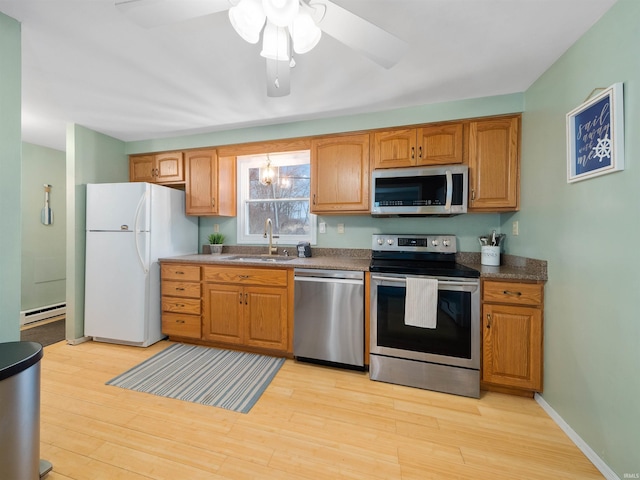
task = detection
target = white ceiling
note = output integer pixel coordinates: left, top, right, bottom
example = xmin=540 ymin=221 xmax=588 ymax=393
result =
xmin=1 ymin=0 xmax=617 ymax=152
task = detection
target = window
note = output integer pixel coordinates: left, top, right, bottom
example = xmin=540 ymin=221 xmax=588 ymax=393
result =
xmin=237 ymin=150 xmax=316 ymax=245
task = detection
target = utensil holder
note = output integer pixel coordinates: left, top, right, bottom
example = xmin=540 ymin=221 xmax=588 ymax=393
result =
xmin=481 ymin=246 xmax=500 ymax=266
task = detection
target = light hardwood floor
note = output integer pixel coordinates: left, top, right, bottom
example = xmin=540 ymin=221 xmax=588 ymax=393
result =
xmin=39 ymin=340 xmax=603 ymax=480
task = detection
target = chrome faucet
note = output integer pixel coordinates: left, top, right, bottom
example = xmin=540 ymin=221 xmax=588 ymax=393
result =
xmin=263 ymin=218 xmax=278 ymax=255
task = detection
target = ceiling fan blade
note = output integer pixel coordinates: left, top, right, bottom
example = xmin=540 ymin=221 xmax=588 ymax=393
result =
xmin=266 ymin=59 xmax=291 ymax=97
xmin=115 ymin=0 xmax=232 ymax=28
xmin=309 ymin=0 xmax=408 ymax=69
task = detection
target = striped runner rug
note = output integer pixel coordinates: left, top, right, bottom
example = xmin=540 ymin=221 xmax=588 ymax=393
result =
xmin=106 ymin=343 xmax=285 ymax=414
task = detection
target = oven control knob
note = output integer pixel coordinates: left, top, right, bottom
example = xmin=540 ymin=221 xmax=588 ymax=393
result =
xmin=377 ymin=238 xmax=384 ymax=245
xmin=387 ymin=239 xmax=394 ymax=245
xmin=431 ymin=239 xmax=439 ymax=247
xmin=443 ymin=239 xmax=451 ymax=247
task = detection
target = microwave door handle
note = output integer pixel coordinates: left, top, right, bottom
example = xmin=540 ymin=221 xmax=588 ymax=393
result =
xmin=445 ymin=170 xmax=453 ymax=211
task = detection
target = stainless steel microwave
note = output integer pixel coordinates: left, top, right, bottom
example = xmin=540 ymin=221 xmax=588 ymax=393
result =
xmin=371 ymin=165 xmax=468 ymax=216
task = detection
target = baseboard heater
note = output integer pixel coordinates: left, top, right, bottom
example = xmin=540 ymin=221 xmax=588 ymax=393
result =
xmin=20 ymin=302 xmax=66 ymax=326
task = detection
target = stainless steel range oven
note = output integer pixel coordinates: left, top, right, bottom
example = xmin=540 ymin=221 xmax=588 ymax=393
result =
xmin=369 ymin=234 xmax=481 ymax=398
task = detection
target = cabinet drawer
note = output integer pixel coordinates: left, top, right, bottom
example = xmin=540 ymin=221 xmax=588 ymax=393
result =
xmin=161 ymin=281 xmax=201 ymax=298
xmin=483 ymin=281 xmax=543 ymax=306
xmin=161 ymin=297 xmax=201 ymax=314
xmin=161 ymin=264 xmax=200 ymax=282
xmin=162 ymin=313 xmax=201 ymax=339
xmin=203 ymin=266 xmax=288 ymax=287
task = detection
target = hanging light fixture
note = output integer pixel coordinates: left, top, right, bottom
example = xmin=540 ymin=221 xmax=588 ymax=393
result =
xmin=259 ymin=156 xmax=276 ymax=186
xmin=229 ymin=0 xmax=322 ymax=64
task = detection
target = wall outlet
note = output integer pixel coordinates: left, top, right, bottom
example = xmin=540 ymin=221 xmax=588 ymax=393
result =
xmin=213 ymin=224 xmax=220 ymax=233
xmin=337 ymin=223 xmax=345 ymax=234
xmin=319 ymin=222 xmax=326 ymax=234
xmin=512 ymin=221 xmax=519 ymax=236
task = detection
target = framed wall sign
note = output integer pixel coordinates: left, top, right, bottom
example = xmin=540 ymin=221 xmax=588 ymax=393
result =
xmin=566 ymin=82 xmax=624 ymax=183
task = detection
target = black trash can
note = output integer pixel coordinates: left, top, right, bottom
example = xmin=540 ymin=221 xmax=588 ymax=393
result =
xmin=0 ymin=341 xmax=52 ymax=479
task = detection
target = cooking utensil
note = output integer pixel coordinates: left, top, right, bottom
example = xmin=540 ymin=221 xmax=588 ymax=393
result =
xmin=41 ymin=184 xmax=53 ymax=225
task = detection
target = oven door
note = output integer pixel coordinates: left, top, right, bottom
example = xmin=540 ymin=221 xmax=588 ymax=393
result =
xmin=370 ymin=273 xmax=480 ymax=370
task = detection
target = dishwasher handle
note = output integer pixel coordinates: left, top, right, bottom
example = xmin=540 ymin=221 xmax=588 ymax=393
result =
xmin=294 ymin=276 xmax=363 ymax=285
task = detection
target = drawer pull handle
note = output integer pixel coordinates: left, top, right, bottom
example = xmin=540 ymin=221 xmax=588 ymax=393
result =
xmin=176 ymin=319 xmax=185 ymax=324
xmin=486 ymin=313 xmax=492 ymax=328
xmin=175 ymin=271 xmax=184 ymax=275
xmin=411 ymin=146 xmax=415 ymax=159
xmin=503 ymin=290 xmax=522 ymax=296
xmin=418 ymin=145 xmax=423 ymax=158
xmin=239 ymin=275 xmax=250 ymax=279
xmin=176 ymin=303 xmax=185 ymax=308
xmin=239 ymin=292 xmax=243 ymax=304
xmin=176 ymin=287 xmax=185 ymax=291
xmin=245 ymin=293 xmax=248 ymax=305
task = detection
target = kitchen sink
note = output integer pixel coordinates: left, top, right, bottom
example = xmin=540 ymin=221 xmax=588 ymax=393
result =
xmin=225 ymin=255 xmax=295 ymax=263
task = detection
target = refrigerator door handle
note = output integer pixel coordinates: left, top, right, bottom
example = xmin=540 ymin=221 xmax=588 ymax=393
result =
xmin=134 ymin=190 xmax=149 ymax=274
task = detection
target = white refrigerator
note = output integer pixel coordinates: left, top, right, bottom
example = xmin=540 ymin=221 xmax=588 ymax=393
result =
xmin=84 ymin=182 xmax=198 ymax=346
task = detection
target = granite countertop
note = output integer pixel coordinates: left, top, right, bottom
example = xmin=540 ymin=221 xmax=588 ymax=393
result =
xmin=160 ymin=247 xmax=547 ymax=282
xmin=160 ymin=247 xmax=372 ymax=272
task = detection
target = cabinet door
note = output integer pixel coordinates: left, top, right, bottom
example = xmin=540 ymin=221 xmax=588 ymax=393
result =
xmin=467 ymin=116 xmax=520 ymax=211
xmin=310 ymin=134 xmax=370 ymax=214
xmin=243 ymin=285 xmax=288 ymax=351
xmin=130 ymin=155 xmax=156 ymax=182
xmin=185 ymin=149 xmax=219 ymax=216
xmin=482 ymin=303 xmax=542 ymax=391
xmin=155 ymin=151 xmax=184 ymax=183
xmin=202 ymin=283 xmax=243 ymax=344
xmin=372 ymin=128 xmax=417 ymax=168
xmin=418 ymin=123 xmax=463 ymax=165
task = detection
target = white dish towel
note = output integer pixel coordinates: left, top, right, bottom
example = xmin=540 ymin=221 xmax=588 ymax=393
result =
xmin=404 ymin=277 xmax=438 ymax=328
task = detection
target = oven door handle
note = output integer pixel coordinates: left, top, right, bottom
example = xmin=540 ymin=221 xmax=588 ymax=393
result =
xmin=370 ymin=275 xmax=477 ymax=287
xmin=445 ymin=170 xmax=453 ymax=211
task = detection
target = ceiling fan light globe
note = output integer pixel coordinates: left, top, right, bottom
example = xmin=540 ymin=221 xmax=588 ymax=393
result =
xmin=262 ymin=0 xmax=299 ymax=27
xmin=289 ymin=12 xmax=321 ymax=54
xmin=260 ymin=22 xmax=290 ymax=61
xmin=229 ymin=0 xmax=266 ymax=44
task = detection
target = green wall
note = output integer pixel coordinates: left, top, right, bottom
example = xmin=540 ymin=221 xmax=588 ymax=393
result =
xmin=0 ymin=12 xmax=21 ymax=342
xmin=21 ymin=143 xmax=66 ymax=313
xmin=66 ymin=125 xmax=128 ymax=341
xmin=507 ymin=1 xmax=639 ymax=476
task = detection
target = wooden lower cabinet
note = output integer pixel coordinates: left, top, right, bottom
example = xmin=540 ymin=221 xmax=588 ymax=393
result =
xmin=161 ymin=263 xmax=292 ymax=355
xmin=202 ymin=266 xmax=291 ymax=355
xmin=481 ymin=280 xmax=544 ymax=395
xmin=160 ymin=264 xmax=202 ymax=340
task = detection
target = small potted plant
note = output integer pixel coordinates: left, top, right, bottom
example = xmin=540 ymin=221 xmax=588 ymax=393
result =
xmin=207 ymin=232 xmax=225 ymax=255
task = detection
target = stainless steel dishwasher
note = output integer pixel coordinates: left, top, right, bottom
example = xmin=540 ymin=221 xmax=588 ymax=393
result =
xmin=294 ymin=269 xmax=365 ymax=369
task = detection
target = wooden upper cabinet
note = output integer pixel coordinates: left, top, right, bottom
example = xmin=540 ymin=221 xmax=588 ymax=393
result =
xmin=372 ymin=128 xmax=417 ymax=168
xmin=154 ymin=152 xmax=184 ymax=183
xmin=419 ymin=123 xmax=464 ymax=165
xmin=310 ymin=133 xmax=370 ymax=214
xmin=130 ymin=152 xmax=184 ymax=184
xmin=467 ymin=115 xmax=520 ymax=212
xmin=184 ymin=149 xmax=236 ymax=217
xmin=372 ymin=123 xmax=463 ymax=168
xmin=129 ymin=155 xmax=156 ymax=183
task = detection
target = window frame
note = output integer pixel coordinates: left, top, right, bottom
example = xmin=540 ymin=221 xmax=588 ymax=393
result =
xmin=236 ymin=150 xmax=317 ymax=246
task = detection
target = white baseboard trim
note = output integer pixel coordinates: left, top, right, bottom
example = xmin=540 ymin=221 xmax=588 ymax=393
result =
xmin=534 ymin=393 xmax=620 ymax=480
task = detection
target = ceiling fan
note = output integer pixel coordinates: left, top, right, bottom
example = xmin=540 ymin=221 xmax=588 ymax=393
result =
xmin=115 ymin=0 xmax=408 ymax=97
